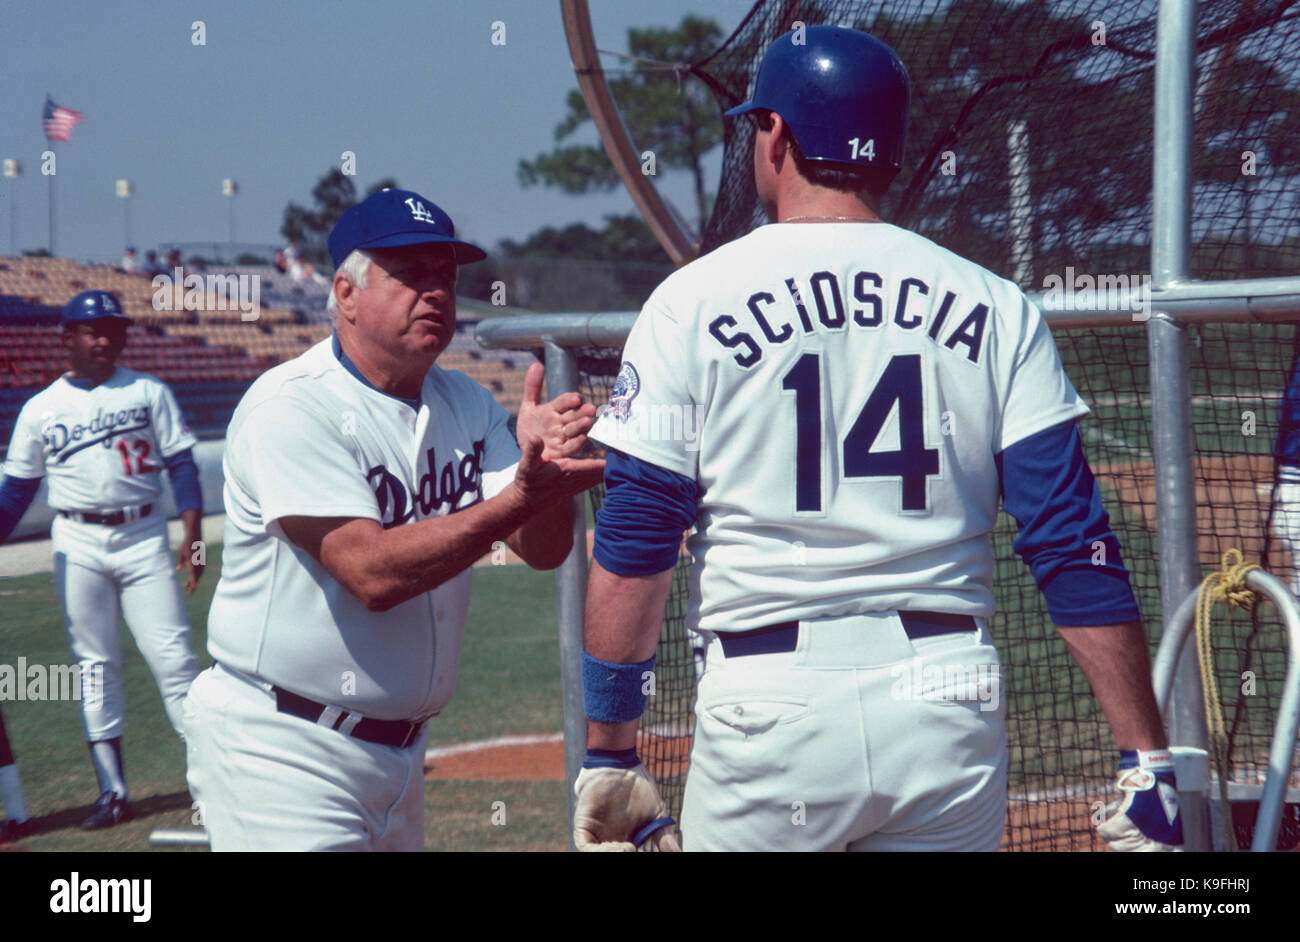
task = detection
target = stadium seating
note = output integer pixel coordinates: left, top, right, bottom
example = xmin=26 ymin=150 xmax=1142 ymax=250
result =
xmin=0 ymin=256 xmax=535 ymax=453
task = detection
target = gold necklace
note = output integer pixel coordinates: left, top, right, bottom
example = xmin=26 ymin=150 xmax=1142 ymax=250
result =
xmin=779 ymin=214 xmax=878 ymax=223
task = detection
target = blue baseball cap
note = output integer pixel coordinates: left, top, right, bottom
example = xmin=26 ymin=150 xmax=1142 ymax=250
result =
xmin=62 ymin=290 xmax=131 ymax=325
xmin=327 ymin=188 xmax=487 ymax=268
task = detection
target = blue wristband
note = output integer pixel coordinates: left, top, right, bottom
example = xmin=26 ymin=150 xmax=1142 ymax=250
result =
xmin=582 ymin=650 xmax=656 ymax=724
xmin=583 ymin=748 xmax=640 ymax=769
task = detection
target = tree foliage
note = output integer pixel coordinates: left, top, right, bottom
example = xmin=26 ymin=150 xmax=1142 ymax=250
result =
xmin=519 ymin=13 xmax=725 ymax=238
xmin=280 ymin=170 xmax=398 ymax=269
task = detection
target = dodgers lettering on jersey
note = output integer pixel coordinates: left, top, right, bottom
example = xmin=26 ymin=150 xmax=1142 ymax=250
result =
xmin=3 ymin=368 xmax=197 ymax=510
xmin=368 ymin=441 xmax=487 ymax=528
xmin=207 ymin=339 xmax=521 ymax=721
xmin=589 ymin=222 xmax=1088 ymax=632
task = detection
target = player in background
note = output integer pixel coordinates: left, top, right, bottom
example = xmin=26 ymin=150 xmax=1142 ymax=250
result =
xmin=1271 ymin=350 xmax=1300 ymax=597
xmin=0 ymin=290 xmax=203 ymax=830
xmin=572 ymin=26 xmax=1181 ymax=852
xmin=0 ymin=705 xmax=31 ymax=842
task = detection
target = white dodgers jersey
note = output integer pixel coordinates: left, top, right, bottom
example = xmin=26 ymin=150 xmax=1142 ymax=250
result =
xmin=3 ymin=367 xmax=197 ymax=510
xmin=206 ymin=338 xmax=521 ymax=720
xmin=590 ymin=223 xmax=1088 ymax=632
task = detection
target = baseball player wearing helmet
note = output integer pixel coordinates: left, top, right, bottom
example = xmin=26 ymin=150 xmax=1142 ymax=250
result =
xmin=182 ymin=188 xmax=604 ymax=851
xmin=574 ymin=26 xmax=1181 ymax=852
xmin=0 ymin=289 xmax=204 ymax=830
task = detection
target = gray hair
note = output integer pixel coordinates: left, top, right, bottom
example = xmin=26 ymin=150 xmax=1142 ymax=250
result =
xmin=325 ymin=249 xmax=373 ymax=320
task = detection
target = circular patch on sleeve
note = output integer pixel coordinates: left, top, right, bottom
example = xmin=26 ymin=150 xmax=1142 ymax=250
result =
xmin=608 ymin=362 xmax=640 ymax=422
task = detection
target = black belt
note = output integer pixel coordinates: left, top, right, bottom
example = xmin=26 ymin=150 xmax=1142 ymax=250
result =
xmin=273 ymin=686 xmax=427 ymax=749
xmin=718 ymin=610 xmax=977 ymax=658
xmin=60 ymin=504 xmax=152 ymax=526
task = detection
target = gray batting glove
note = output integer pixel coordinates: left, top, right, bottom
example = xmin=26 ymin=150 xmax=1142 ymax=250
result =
xmin=573 ymin=764 xmax=681 ymax=852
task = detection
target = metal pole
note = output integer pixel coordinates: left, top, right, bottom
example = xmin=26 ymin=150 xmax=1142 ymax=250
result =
xmin=543 ymin=339 xmax=589 ymax=851
xmin=47 ymin=144 xmax=55 ymax=256
xmin=1150 ymin=0 xmax=1208 ymax=852
xmin=1151 ymin=569 xmax=1300 ymax=851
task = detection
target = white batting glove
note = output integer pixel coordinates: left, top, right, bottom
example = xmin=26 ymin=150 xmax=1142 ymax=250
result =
xmin=1096 ymin=749 xmax=1184 ymax=852
xmin=573 ymin=763 xmax=681 ymax=852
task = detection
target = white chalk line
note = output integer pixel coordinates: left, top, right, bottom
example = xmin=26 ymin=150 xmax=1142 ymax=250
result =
xmin=424 ymin=731 xmax=563 ymax=763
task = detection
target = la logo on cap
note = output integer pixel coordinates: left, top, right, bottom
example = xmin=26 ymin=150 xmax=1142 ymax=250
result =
xmin=404 ymin=198 xmax=437 ymax=225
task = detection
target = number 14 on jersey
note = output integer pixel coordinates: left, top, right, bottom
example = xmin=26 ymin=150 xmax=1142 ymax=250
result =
xmin=780 ymin=353 xmax=939 ymax=513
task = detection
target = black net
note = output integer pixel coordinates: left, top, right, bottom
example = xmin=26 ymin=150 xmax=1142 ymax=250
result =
xmin=564 ymin=0 xmax=1300 ymax=850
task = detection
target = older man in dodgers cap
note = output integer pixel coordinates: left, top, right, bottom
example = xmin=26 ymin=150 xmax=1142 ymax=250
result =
xmin=183 ymin=188 xmax=604 ymax=851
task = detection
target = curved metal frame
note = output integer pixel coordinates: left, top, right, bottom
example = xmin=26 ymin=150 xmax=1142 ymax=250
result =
xmin=1152 ymin=570 xmax=1300 ymax=851
xmin=558 ymin=0 xmax=695 ymax=264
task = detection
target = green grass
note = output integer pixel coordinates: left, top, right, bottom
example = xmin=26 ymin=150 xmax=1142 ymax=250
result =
xmin=0 ymin=546 xmax=565 ymax=851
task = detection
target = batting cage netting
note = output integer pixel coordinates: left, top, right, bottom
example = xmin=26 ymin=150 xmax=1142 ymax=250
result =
xmin=554 ymin=0 xmax=1300 ymax=850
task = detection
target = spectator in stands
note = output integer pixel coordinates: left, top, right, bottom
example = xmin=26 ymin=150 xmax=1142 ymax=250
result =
xmin=274 ymin=249 xmax=288 ymax=275
xmin=121 ymin=247 xmax=139 ymax=273
xmin=144 ymin=251 xmax=164 ymax=279
xmin=165 ymin=248 xmax=182 ymax=271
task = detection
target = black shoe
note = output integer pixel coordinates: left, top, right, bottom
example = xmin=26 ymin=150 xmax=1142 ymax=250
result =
xmin=80 ymin=791 xmax=130 ymax=830
xmin=1 ymin=818 xmax=34 ymax=843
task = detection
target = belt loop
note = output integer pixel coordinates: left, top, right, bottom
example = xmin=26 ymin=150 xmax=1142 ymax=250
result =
xmin=337 ymin=713 xmax=362 ymax=736
xmin=316 ymin=705 xmax=343 ymax=729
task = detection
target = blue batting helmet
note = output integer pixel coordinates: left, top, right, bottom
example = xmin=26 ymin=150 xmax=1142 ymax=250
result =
xmin=62 ymin=290 xmax=131 ymax=325
xmin=725 ymin=25 xmax=910 ymax=174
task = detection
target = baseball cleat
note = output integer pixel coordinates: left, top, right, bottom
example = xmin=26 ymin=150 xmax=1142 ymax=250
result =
xmin=0 ymin=818 xmax=34 ymax=843
xmin=80 ymin=791 xmax=130 ymax=830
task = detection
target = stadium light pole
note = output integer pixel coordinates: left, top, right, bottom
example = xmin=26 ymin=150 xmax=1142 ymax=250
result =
xmin=222 ymin=178 xmax=237 ymax=251
xmin=116 ymin=179 xmax=132 ymax=249
xmin=3 ymin=159 xmax=18 ymax=254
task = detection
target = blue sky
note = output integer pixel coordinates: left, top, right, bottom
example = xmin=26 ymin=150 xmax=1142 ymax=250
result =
xmin=0 ymin=0 xmax=751 ymax=262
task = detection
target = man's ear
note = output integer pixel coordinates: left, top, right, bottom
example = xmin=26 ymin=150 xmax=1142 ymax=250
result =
xmin=333 ymin=275 xmax=358 ymax=323
xmin=766 ymin=112 xmax=791 ymax=168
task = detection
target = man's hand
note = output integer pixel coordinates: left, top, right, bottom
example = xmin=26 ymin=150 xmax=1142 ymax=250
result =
xmin=515 ymin=362 xmax=597 ymax=462
xmin=175 ymin=510 xmax=204 ymax=594
xmin=1097 ymin=749 xmax=1184 ymax=852
xmin=573 ymin=764 xmax=681 ymax=852
xmin=510 ymin=363 xmax=604 ymax=509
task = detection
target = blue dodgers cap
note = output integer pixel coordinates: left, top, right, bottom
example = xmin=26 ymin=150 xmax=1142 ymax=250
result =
xmin=62 ymin=290 xmax=131 ymax=325
xmin=327 ymin=188 xmax=487 ymax=268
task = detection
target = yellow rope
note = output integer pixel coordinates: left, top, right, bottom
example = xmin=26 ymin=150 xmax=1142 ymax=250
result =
xmin=1194 ymin=548 xmax=1263 ymax=852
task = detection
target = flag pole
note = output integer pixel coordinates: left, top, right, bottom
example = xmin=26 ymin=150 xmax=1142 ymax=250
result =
xmin=48 ymin=142 xmax=55 ymax=256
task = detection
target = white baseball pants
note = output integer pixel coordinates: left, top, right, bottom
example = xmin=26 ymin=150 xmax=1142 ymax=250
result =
xmin=183 ymin=664 xmax=428 ymax=851
xmin=680 ymin=611 xmax=1007 ymax=851
xmin=50 ymin=514 xmax=197 ymax=742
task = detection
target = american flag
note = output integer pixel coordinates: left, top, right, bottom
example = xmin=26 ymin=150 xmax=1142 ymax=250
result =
xmin=42 ymin=96 xmax=84 ymax=142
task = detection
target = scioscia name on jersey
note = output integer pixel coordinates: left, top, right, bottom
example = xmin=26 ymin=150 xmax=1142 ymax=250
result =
xmin=706 ymin=270 xmax=989 ymax=369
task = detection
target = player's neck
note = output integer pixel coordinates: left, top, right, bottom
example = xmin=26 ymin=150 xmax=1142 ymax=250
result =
xmin=336 ymin=334 xmax=430 ymax=400
xmin=68 ymin=363 xmax=116 ymax=387
xmin=773 ymin=180 xmax=881 ymax=224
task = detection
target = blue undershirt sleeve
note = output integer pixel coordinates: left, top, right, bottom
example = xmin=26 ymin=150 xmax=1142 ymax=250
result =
xmin=0 ymin=474 xmax=42 ymax=543
xmin=162 ymin=448 xmax=202 ymax=515
xmin=592 ymin=449 xmax=699 ymax=577
xmin=996 ymin=420 xmax=1141 ymax=626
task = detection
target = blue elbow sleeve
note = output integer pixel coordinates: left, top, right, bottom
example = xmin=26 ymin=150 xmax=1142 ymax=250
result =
xmin=0 ymin=475 xmax=42 ymax=543
xmin=163 ymin=449 xmax=202 ymax=514
xmin=593 ymin=449 xmax=698 ymax=576
xmin=997 ymin=422 xmax=1141 ymax=626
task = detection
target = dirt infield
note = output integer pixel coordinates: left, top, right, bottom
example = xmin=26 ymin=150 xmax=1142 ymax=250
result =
xmin=1094 ymin=452 xmax=1280 ymax=566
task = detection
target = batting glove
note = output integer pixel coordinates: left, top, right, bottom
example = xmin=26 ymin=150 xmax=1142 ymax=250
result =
xmin=573 ymin=750 xmax=681 ymax=852
xmin=1096 ymin=749 xmax=1184 ymax=852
